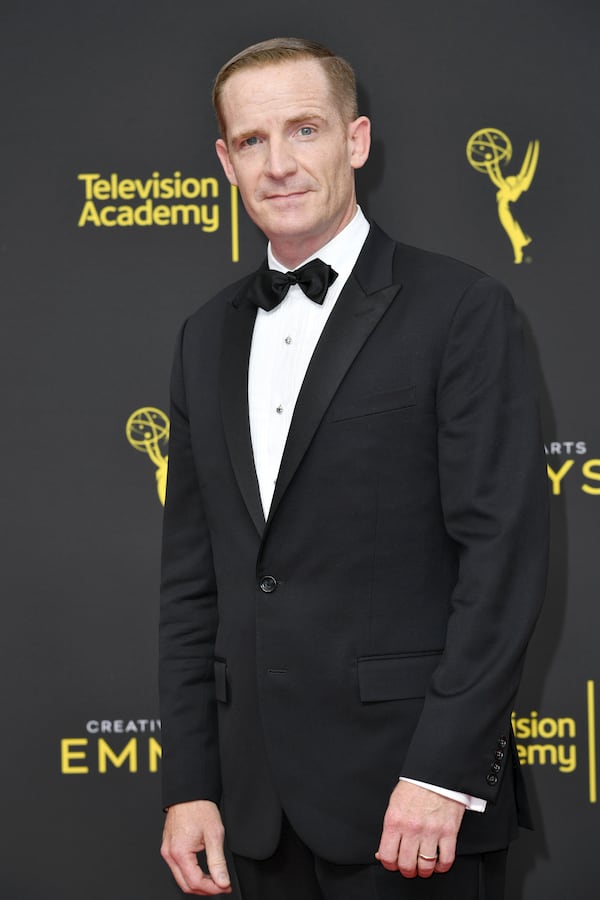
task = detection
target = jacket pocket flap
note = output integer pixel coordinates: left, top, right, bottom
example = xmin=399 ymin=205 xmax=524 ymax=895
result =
xmin=214 ymin=658 xmax=228 ymax=703
xmin=331 ymin=385 xmax=416 ymax=422
xmin=357 ymin=651 xmax=442 ymax=702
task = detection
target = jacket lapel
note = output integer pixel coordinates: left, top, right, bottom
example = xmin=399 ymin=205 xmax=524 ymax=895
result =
xmin=219 ymin=282 xmax=265 ymax=536
xmin=266 ymin=224 xmax=403 ymax=527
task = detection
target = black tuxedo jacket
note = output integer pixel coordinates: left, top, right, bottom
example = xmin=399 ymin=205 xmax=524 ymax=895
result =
xmin=159 ymin=223 xmax=548 ymax=863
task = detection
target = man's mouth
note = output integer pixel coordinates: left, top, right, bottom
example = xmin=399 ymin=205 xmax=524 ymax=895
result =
xmin=265 ymin=191 xmax=306 ymax=200
xmin=258 ymin=186 xmax=312 ymax=201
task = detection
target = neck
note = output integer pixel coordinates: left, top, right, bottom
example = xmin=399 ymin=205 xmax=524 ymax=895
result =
xmin=269 ymin=204 xmax=358 ymax=270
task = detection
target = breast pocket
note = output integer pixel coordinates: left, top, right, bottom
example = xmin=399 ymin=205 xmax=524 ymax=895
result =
xmin=331 ymin=385 xmax=416 ymax=423
xmin=357 ymin=650 xmax=442 ymax=702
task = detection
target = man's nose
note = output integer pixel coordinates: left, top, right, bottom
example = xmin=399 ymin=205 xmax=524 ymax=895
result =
xmin=264 ymin=138 xmax=297 ymax=179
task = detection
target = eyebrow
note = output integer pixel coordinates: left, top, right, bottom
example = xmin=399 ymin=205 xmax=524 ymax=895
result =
xmin=283 ymin=111 xmax=328 ymax=128
xmin=230 ymin=111 xmax=329 ymax=144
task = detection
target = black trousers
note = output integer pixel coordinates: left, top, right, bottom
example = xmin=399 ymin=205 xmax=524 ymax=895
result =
xmin=233 ymin=817 xmax=507 ymax=900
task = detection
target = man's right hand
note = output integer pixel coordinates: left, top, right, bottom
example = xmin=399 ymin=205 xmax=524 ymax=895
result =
xmin=161 ymin=799 xmax=232 ymax=895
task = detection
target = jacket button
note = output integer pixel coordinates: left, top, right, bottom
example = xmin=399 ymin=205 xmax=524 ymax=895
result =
xmin=491 ymin=762 xmax=501 ymax=773
xmin=486 ymin=774 xmax=499 ymax=786
xmin=498 ymin=736 xmax=508 ymax=748
xmin=495 ymin=750 xmax=505 ymax=760
xmin=259 ymin=575 xmax=278 ymax=593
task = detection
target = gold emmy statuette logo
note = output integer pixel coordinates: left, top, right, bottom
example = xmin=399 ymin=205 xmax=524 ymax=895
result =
xmin=466 ymin=128 xmax=539 ymax=264
xmin=125 ymin=407 xmax=170 ymax=505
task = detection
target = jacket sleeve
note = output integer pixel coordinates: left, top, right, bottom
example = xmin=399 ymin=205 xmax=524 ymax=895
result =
xmin=400 ymin=275 xmax=549 ymax=803
xmin=159 ymin=320 xmax=221 ymax=809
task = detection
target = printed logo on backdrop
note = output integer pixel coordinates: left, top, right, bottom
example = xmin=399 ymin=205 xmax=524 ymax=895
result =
xmin=58 ymin=691 xmax=597 ymax=795
xmin=513 ymin=680 xmax=597 ymax=804
xmin=61 ymin=719 xmax=161 ymax=775
xmin=77 ymin=171 xmax=240 ymax=261
xmin=126 ymin=407 xmax=170 ymax=506
xmin=123 ymin=424 xmax=600 ymax=504
xmin=466 ymin=128 xmax=539 ymax=264
xmin=545 ymin=441 xmax=600 ymax=496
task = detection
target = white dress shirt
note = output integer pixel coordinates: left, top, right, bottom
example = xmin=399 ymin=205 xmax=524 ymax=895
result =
xmin=248 ymin=207 xmax=370 ymax=516
xmin=247 ymin=206 xmax=485 ymax=814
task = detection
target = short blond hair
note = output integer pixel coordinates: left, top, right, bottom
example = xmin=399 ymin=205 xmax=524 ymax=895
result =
xmin=212 ymin=37 xmax=359 ymax=138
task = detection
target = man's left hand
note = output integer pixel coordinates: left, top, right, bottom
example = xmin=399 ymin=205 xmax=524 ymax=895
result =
xmin=375 ymin=780 xmax=465 ymax=879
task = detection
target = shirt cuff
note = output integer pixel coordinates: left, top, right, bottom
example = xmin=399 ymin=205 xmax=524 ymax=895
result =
xmin=400 ymin=777 xmax=487 ymax=813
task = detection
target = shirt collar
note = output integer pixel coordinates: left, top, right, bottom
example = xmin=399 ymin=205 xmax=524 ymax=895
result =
xmin=267 ymin=207 xmax=370 ymax=277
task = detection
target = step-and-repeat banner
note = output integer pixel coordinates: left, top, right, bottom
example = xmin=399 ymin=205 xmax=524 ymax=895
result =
xmin=2 ymin=2 xmax=597 ymax=897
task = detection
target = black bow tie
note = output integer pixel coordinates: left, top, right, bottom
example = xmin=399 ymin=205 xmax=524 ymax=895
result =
xmin=250 ymin=258 xmax=338 ymax=312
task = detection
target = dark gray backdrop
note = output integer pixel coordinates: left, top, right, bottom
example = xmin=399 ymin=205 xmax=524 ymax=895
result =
xmin=1 ymin=1 xmax=598 ymax=897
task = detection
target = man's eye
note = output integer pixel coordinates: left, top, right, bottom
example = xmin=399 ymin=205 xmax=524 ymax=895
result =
xmin=242 ymin=136 xmax=259 ymax=147
xmin=298 ymin=126 xmax=314 ymax=136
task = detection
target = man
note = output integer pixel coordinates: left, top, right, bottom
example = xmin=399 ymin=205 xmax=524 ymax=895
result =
xmin=159 ymin=38 xmax=548 ymax=899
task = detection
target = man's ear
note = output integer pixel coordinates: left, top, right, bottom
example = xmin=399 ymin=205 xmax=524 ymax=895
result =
xmin=348 ymin=116 xmax=371 ymax=170
xmin=215 ymin=138 xmax=238 ymax=186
